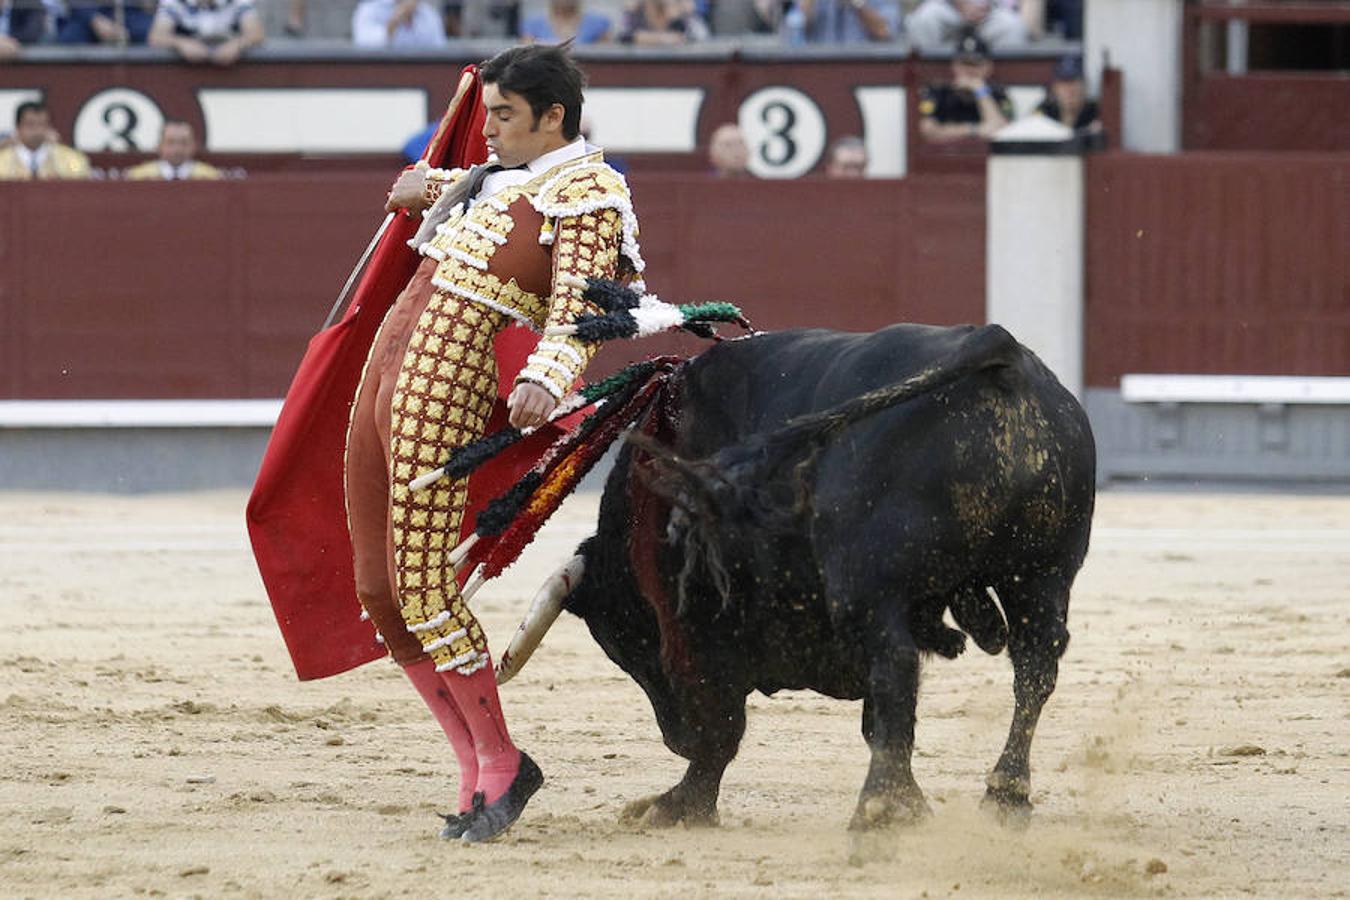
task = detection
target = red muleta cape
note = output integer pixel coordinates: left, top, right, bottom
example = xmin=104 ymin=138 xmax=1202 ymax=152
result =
xmin=247 ymin=67 xmax=565 ymax=681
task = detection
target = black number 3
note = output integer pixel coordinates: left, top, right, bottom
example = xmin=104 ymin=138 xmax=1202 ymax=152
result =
xmin=102 ymin=102 xmax=140 ymax=151
xmin=759 ymin=101 xmax=797 ymax=168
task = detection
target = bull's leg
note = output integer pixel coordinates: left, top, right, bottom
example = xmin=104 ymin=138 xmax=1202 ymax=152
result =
xmin=983 ymin=572 xmax=1071 ymax=822
xmin=850 ymin=608 xmax=930 ymax=831
xmin=621 ymin=687 xmax=745 ymax=828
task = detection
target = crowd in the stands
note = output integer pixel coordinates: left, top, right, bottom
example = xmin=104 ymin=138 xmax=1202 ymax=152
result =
xmin=2 ymin=1 xmax=1083 ymax=60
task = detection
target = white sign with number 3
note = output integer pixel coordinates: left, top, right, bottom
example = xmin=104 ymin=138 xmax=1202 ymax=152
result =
xmin=737 ymin=86 xmax=827 ymax=180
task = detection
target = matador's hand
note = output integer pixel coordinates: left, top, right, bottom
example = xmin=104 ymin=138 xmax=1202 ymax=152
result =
xmin=507 ymin=382 xmax=558 ymax=430
xmin=386 ymin=167 xmax=429 ymax=214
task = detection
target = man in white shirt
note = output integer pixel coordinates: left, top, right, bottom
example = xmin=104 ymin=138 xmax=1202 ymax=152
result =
xmin=148 ymin=0 xmax=265 ymax=65
xmin=907 ymin=0 xmax=1030 ymax=54
xmin=352 ymin=0 xmax=447 ymax=49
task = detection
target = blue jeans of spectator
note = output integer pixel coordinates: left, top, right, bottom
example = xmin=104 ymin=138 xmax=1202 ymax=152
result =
xmin=58 ymin=7 xmax=154 ymax=45
xmin=4 ymin=8 xmax=49 ymax=44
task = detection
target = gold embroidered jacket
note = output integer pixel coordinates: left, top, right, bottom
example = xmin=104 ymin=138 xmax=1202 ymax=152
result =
xmin=0 ymin=143 xmax=91 ymax=180
xmin=413 ymin=150 xmax=645 ymax=400
xmin=124 ymin=159 xmax=223 ymax=180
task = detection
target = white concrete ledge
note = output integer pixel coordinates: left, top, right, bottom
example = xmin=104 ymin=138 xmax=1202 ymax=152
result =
xmin=1121 ymin=375 xmax=1350 ymax=405
xmin=0 ymin=400 xmax=284 ymax=428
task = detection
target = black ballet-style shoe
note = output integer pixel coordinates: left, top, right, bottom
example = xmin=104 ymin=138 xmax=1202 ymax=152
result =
xmin=437 ymin=796 xmax=480 ymax=841
xmin=460 ymin=753 xmax=544 ymax=844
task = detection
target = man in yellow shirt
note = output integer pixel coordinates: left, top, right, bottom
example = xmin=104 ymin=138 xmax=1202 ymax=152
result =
xmin=0 ymin=101 xmax=91 ymax=180
xmin=125 ymin=120 xmax=222 ymax=180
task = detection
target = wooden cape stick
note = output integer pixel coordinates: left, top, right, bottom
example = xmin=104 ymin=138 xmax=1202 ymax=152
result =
xmin=319 ymin=69 xmax=478 ymax=331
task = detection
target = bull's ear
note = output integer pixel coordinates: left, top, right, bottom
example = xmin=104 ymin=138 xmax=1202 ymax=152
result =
xmin=625 ymin=432 xmax=726 ymax=519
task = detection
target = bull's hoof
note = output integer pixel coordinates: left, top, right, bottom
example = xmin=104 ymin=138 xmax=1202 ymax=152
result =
xmin=981 ymin=790 xmax=1033 ymax=829
xmin=620 ymin=792 xmax=719 ymax=829
xmin=981 ymin=773 xmax=1033 ymax=829
xmin=847 ymin=793 xmax=931 ymax=832
xmin=846 ymin=829 xmax=897 ymax=867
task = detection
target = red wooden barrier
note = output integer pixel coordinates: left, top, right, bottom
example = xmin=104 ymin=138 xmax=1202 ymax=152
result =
xmin=0 ymin=173 xmax=986 ymax=400
xmin=4 ymin=154 xmax=1345 ymax=400
xmin=1183 ymin=1 xmax=1350 ymax=151
xmin=1084 ymin=152 xmax=1350 ymax=386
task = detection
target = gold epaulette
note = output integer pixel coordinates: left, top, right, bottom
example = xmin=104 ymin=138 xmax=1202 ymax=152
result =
xmin=532 ymin=160 xmax=630 ymax=213
xmin=531 ymin=160 xmax=646 ymax=279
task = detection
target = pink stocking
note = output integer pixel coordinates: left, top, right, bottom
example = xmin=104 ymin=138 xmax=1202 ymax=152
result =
xmin=438 ymin=660 xmax=522 ymax=804
xmin=403 ymin=658 xmax=478 ymax=812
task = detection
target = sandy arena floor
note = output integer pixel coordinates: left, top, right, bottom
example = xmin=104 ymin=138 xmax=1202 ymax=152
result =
xmin=1 ymin=487 xmax=1348 ymax=898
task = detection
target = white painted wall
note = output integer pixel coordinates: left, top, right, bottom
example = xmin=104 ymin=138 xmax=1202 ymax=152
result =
xmin=1085 ymin=0 xmax=1183 ymax=153
xmin=986 ymin=154 xmax=1085 ymax=397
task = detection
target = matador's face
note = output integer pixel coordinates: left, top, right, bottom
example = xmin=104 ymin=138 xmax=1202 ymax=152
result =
xmin=481 ymin=83 xmax=564 ymax=169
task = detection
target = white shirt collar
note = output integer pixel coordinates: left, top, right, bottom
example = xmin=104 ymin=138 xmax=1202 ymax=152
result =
xmin=15 ymin=142 xmax=50 ymax=173
xmin=160 ymin=160 xmax=194 ymax=179
xmin=474 ymin=137 xmax=595 ymax=205
xmin=525 ymin=137 xmax=591 ymax=175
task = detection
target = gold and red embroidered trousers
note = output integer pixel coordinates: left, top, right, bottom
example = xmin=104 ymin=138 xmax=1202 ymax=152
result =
xmin=346 ymin=157 xmax=643 ymax=674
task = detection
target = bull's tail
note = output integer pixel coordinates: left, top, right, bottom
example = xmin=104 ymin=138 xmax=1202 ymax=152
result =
xmin=632 ymin=324 xmax=1022 ymax=618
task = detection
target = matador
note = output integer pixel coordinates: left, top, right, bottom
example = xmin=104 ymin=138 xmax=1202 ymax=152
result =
xmin=344 ymin=45 xmax=644 ymax=843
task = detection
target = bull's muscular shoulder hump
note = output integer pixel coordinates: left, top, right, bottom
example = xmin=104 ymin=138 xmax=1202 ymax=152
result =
xmin=691 ymin=324 xmax=988 ymax=386
xmin=683 ymin=324 xmax=1024 ymax=417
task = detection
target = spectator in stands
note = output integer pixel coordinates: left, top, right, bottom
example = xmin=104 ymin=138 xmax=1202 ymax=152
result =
xmin=353 ymin=0 xmax=447 ymax=48
xmin=444 ymin=1 xmax=519 ymax=38
xmin=1036 ymin=53 xmax=1100 ymax=134
xmin=1004 ymin=0 xmax=1045 ymax=40
xmin=620 ymin=0 xmax=709 ymax=45
xmin=718 ymin=0 xmax=774 ymax=34
xmin=708 ymin=122 xmax=749 ymax=177
xmin=825 ymin=134 xmax=867 ymax=177
xmin=520 ymin=1 xmax=611 ymax=44
xmin=285 ymin=0 xmax=305 ymax=36
xmin=57 ymin=1 xmax=157 ymax=46
xmin=0 ymin=100 xmax=91 ymax=180
xmin=918 ymin=29 xmax=1013 ymax=142
xmin=124 ymin=119 xmax=222 ymax=180
xmin=1045 ymin=0 xmax=1080 ymax=39
xmin=775 ymin=0 xmax=899 ymax=44
xmin=906 ymin=0 xmax=1028 ymax=54
xmin=1 ymin=0 xmax=53 ymax=59
xmin=149 ymin=0 xmax=265 ymax=65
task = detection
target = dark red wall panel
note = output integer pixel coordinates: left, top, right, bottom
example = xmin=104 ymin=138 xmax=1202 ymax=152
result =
xmin=1184 ymin=75 xmax=1350 ymax=152
xmin=1084 ymin=153 xmax=1350 ymax=386
xmin=0 ymin=172 xmax=985 ymax=400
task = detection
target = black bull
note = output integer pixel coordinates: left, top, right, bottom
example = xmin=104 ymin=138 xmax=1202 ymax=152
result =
xmin=559 ymin=323 xmax=1096 ymax=831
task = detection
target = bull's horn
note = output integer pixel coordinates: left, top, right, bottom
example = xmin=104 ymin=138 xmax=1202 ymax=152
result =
xmin=496 ymin=554 xmax=584 ymax=685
